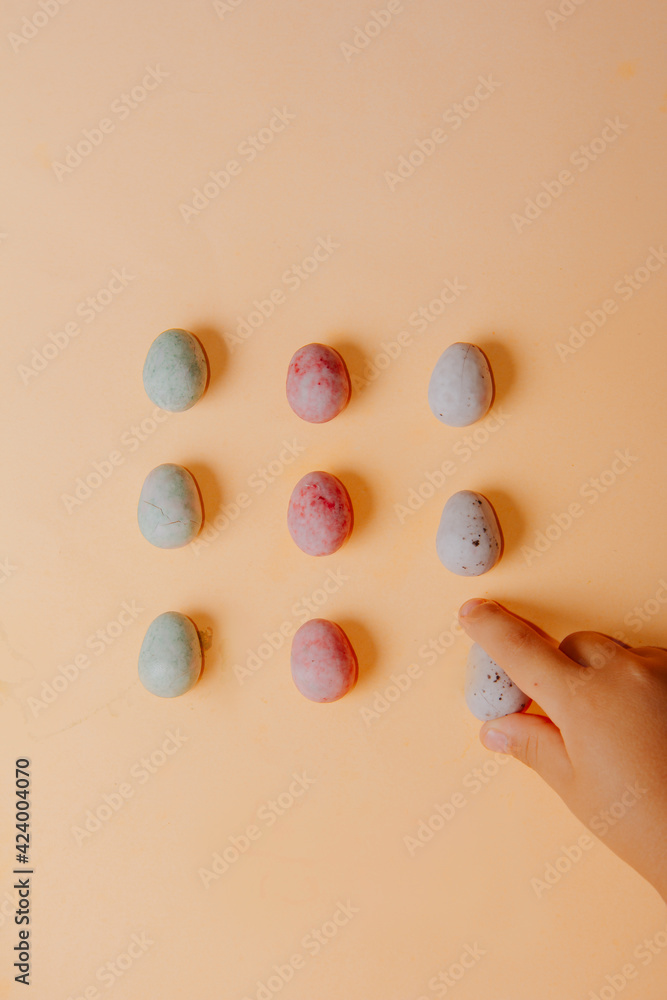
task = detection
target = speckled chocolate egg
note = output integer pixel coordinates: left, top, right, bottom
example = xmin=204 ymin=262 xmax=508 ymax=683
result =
xmin=428 ymin=342 xmax=493 ymax=426
xmin=287 ymin=471 xmax=353 ymax=556
xmin=143 ymin=329 xmax=208 ymax=412
xmin=465 ymin=642 xmax=530 ymax=720
xmin=291 ymin=618 xmax=357 ymax=702
xmin=138 ymin=611 xmax=202 ymax=697
xmin=138 ymin=463 xmax=202 ymax=548
xmin=436 ymin=490 xmax=502 ymax=575
xmin=286 ymin=343 xmax=350 ymax=423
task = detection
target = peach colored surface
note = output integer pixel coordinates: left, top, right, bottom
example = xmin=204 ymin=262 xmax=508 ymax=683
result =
xmin=2 ymin=1 xmax=667 ymax=997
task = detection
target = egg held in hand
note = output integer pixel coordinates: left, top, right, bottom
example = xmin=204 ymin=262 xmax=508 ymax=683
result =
xmin=465 ymin=642 xmax=530 ymax=720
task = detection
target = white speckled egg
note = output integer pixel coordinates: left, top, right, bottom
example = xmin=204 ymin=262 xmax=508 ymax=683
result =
xmin=428 ymin=343 xmax=493 ymax=426
xmin=138 ymin=611 xmax=202 ymax=697
xmin=143 ymin=329 xmax=208 ymax=412
xmin=436 ymin=490 xmax=502 ymax=575
xmin=138 ymin=463 xmax=202 ymax=548
xmin=465 ymin=642 xmax=530 ymax=720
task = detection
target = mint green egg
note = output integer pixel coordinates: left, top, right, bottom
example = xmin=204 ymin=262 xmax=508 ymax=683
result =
xmin=143 ymin=329 xmax=208 ymax=412
xmin=138 ymin=612 xmax=202 ymax=697
xmin=138 ymin=463 xmax=202 ymax=548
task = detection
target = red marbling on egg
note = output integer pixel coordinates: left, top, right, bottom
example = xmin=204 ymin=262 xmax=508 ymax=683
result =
xmin=291 ymin=618 xmax=357 ymax=702
xmin=287 ymin=471 xmax=353 ymax=556
xmin=286 ymin=343 xmax=350 ymax=423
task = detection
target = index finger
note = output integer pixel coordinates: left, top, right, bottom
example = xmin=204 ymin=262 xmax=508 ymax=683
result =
xmin=458 ymin=598 xmax=575 ymax=723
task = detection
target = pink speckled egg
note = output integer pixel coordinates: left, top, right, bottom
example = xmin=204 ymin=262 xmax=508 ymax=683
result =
xmin=287 ymin=471 xmax=353 ymax=556
xmin=286 ymin=343 xmax=350 ymax=423
xmin=291 ymin=619 xmax=357 ymax=702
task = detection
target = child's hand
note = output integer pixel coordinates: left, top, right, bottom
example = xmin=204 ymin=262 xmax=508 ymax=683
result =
xmin=458 ymin=597 xmax=667 ymax=903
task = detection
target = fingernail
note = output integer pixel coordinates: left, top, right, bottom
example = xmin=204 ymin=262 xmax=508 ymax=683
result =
xmin=482 ymin=728 xmax=509 ymax=753
xmin=459 ymin=598 xmax=488 ymax=619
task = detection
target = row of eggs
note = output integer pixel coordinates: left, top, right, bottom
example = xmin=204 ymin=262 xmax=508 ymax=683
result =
xmin=137 ymin=461 xmax=501 ymax=572
xmin=138 ymin=605 xmax=528 ymax=718
xmin=143 ymin=329 xmax=492 ymax=428
xmin=138 ymin=612 xmax=357 ymax=704
xmin=137 ymin=330 xmax=527 ymax=719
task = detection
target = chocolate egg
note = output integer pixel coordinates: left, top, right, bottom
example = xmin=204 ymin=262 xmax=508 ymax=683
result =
xmin=287 ymin=471 xmax=353 ymax=556
xmin=436 ymin=490 xmax=502 ymax=575
xmin=465 ymin=642 xmax=530 ymax=720
xmin=138 ymin=463 xmax=202 ymax=548
xmin=138 ymin=611 xmax=202 ymax=697
xmin=286 ymin=343 xmax=350 ymax=423
xmin=291 ymin=619 xmax=357 ymax=702
xmin=143 ymin=329 xmax=208 ymax=412
xmin=428 ymin=342 xmax=493 ymax=427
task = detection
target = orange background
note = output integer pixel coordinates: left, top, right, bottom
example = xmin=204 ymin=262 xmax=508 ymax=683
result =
xmin=1 ymin=1 xmax=667 ymax=997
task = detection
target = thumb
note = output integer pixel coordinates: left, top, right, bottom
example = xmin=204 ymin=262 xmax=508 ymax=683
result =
xmin=480 ymin=712 xmax=573 ymax=793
